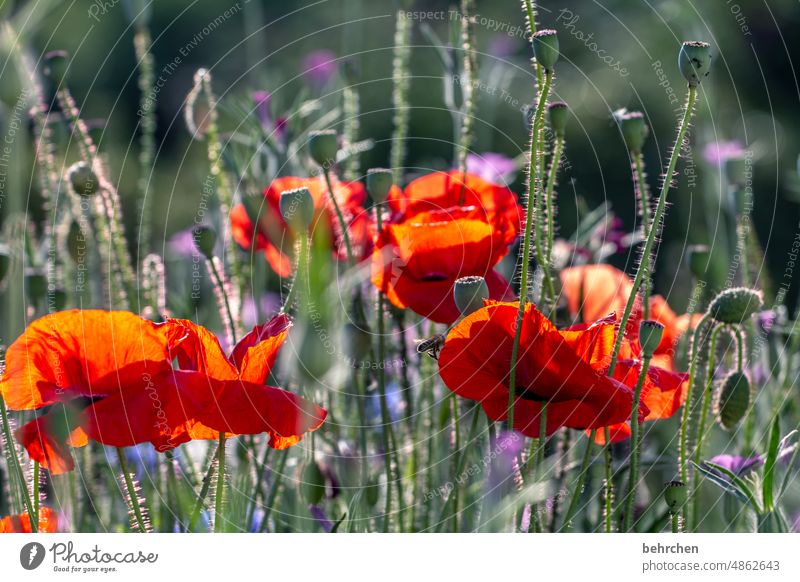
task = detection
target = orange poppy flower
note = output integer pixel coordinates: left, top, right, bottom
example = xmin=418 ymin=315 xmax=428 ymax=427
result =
xmin=0 ymin=507 xmax=59 ymax=533
xmin=559 ymin=265 xmax=692 ymax=443
xmin=388 ymin=171 xmax=522 ymax=233
xmin=438 ymin=301 xmax=643 ymax=437
xmin=1 ymin=311 xmax=326 ymax=473
xmin=231 ymin=175 xmax=373 ymax=276
xmin=371 ymin=206 xmax=517 ymax=324
xmin=84 ymin=314 xmax=326 ymax=451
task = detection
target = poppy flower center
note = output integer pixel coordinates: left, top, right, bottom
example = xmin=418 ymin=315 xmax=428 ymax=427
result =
xmin=515 ymin=385 xmax=548 ymax=402
xmin=421 ymin=272 xmax=450 ymax=282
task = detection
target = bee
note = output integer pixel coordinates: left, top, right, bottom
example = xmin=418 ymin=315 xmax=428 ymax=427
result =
xmin=415 ymin=333 xmax=446 ymax=360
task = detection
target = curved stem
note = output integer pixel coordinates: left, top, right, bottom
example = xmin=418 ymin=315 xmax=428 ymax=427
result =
xmin=507 ymin=69 xmax=553 ymax=430
xmin=117 ymin=448 xmax=146 ymax=533
xmin=559 ymin=432 xmax=593 ymax=531
xmin=623 ymin=354 xmax=653 ymax=532
xmin=545 ymin=135 xmax=564 ymax=262
xmin=280 ymin=232 xmax=309 ymax=314
xmin=322 ymin=167 xmax=355 ymax=267
xmin=607 ymin=85 xmax=698 ymax=378
xmin=207 ymin=257 xmax=238 ymax=345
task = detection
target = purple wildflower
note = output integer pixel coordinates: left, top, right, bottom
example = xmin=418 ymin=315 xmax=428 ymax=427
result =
xmin=309 ymin=505 xmax=333 ymax=532
xmin=703 ymin=140 xmax=745 ymax=166
xmin=465 ymin=152 xmax=517 ymax=184
xmin=302 ymin=50 xmax=337 ymax=90
xmin=252 ymin=90 xmax=272 ymax=130
xmin=708 ymin=454 xmax=763 ymax=476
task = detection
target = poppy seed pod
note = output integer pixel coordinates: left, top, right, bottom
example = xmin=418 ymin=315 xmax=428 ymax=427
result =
xmin=366 ymin=168 xmax=394 ymax=204
xmin=0 ymin=246 xmax=10 ymax=285
xmin=308 ymin=130 xmax=338 ymax=167
xmin=638 ymin=320 xmax=664 ymax=358
xmin=618 ymin=111 xmax=649 ymax=153
xmin=678 ymin=41 xmax=712 ymax=86
xmin=44 ymin=50 xmax=69 ymax=87
xmin=714 ymin=371 xmax=751 ymax=430
xmin=68 ymin=162 xmax=99 ymax=197
xmin=533 ymin=29 xmax=559 ymax=72
xmin=547 ymin=101 xmax=569 ymax=138
xmin=707 ymin=287 xmax=763 ymax=325
xmin=279 ymin=187 xmax=315 ymax=230
xmin=687 ymin=244 xmax=710 ymax=279
xmin=453 ymin=276 xmax=489 ymax=317
xmin=193 ymin=225 xmax=217 ymax=259
xmin=66 ymin=221 xmax=86 ymax=264
xmin=300 ymin=460 xmax=326 ymax=505
xmin=663 ymin=480 xmax=687 ymax=514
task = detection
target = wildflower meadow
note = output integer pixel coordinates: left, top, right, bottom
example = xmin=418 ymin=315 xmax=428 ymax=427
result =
xmin=1 ymin=0 xmax=800 ymax=548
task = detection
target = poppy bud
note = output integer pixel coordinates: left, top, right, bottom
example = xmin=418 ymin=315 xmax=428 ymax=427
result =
xmin=453 ymin=276 xmax=489 ymax=318
xmin=638 ymin=320 xmax=664 ymax=358
xmin=0 ymin=246 xmax=9 ymax=285
xmin=687 ymin=244 xmax=710 ymax=279
xmin=44 ymin=50 xmax=69 ymax=87
xmin=707 ymin=287 xmax=763 ymax=325
xmin=300 ymin=460 xmax=326 ymax=505
xmin=25 ymin=268 xmax=47 ymax=305
xmin=678 ymin=41 xmax=712 ymax=87
xmin=66 ymin=220 xmax=85 ymax=264
xmin=68 ymin=162 xmax=99 ymax=197
xmin=714 ymin=371 xmax=751 ymax=430
xmin=547 ymin=101 xmax=569 ymax=138
xmin=365 ymin=475 xmax=380 ymax=507
xmin=279 ymin=187 xmax=315 ymax=230
xmin=533 ymin=29 xmax=559 ymax=72
xmin=308 ymin=130 xmax=338 ymax=167
xmin=726 ymin=154 xmax=748 ymax=188
xmin=366 ymin=168 xmax=394 ymax=204
xmin=617 ymin=111 xmax=649 ymax=154
xmin=193 ymin=225 xmax=217 ymax=259
xmin=663 ymin=480 xmax=687 ymax=514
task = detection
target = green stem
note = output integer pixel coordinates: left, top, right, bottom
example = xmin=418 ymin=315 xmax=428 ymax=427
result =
xmin=545 ymin=135 xmax=564 ymax=262
xmin=322 ymin=170 xmax=355 ymax=268
xmin=559 ymin=432 xmax=593 ymax=531
xmin=117 ymin=448 xmax=146 ymax=533
xmin=436 ymin=403 xmax=481 ymax=531
xmin=258 ymin=449 xmax=289 ymax=532
xmin=607 ymin=85 xmax=698 ymax=378
xmin=671 ymin=513 xmax=681 ymax=533
xmin=32 ymin=461 xmax=40 ymax=528
xmin=214 ymin=432 xmax=226 ymax=533
xmin=603 ymin=428 xmax=613 ymax=532
xmin=0 ymin=396 xmax=35 ymax=524
xmin=689 ymin=323 xmax=725 ymax=531
xmin=633 ymin=152 xmax=651 ymax=320
xmin=280 ymin=232 xmax=309 ymax=314
xmin=207 ymin=257 xmax=238 ymax=345
xmin=624 ymin=354 xmax=653 ymax=532
xmin=186 ymin=445 xmax=218 ymax=532
xmin=507 ymin=69 xmax=553 ymax=430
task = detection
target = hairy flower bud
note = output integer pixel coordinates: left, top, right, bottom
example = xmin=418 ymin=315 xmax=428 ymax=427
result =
xmin=68 ymin=162 xmax=99 ymax=197
xmin=453 ymin=276 xmax=489 ymax=318
xmin=366 ymin=168 xmax=394 ymax=204
xmin=708 ymin=287 xmax=763 ymax=325
xmin=44 ymin=50 xmax=69 ymax=87
xmin=533 ymin=30 xmax=559 ymax=72
xmin=678 ymin=41 xmax=712 ymax=86
xmin=280 ymin=187 xmax=315 ymax=230
xmin=687 ymin=244 xmax=710 ymax=280
xmin=663 ymin=480 xmax=687 ymax=514
xmin=548 ymin=101 xmax=569 ymax=138
xmin=616 ymin=110 xmax=649 ymax=153
xmin=638 ymin=320 xmax=664 ymax=358
xmin=714 ymin=371 xmax=751 ymax=430
xmin=308 ymin=130 xmax=338 ymax=167
xmin=193 ymin=225 xmax=217 ymax=259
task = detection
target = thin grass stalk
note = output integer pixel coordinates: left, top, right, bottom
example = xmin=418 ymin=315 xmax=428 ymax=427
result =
xmin=390 ymin=9 xmax=412 ymax=184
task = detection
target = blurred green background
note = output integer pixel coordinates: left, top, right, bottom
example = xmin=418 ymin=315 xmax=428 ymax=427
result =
xmin=2 ymin=0 xmax=800 ymax=312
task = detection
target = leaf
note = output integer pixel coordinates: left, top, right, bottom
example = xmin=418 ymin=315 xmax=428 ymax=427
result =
xmin=763 ymin=415 xmax=781 ymax=512
xmin=693 ymin=462 xmax=749 ymax=504
xmin=330 ymin=512 xmax=347 ymax=533
xmin=699 ymin=461 xmax=762 ymax=514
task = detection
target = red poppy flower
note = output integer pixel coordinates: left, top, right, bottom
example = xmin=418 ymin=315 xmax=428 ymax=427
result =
xmin=388 ymin=171 xmax=522 ymax=232
xmin=84 ymin=314 xmax=326 ymax=451
xmin=438 ymin=301 xmax=642 ymax=437
xmin=371 ymin=206 xmax=516 ymax=324
xmin=0 ymin=310 xmax=174 ymax=410
xmin=0 ymin=507 xmax=59 ymax=533
xmin=231 ymin=175 xmax=373 ymax=276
